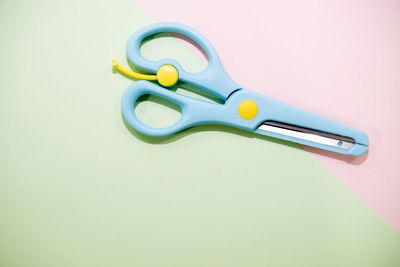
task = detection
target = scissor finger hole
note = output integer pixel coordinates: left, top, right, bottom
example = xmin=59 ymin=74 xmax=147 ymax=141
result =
xmin=140 ymin=32 xmax=209 ymax=73
xmin=134 ymin=94 xmax=182 ymax=128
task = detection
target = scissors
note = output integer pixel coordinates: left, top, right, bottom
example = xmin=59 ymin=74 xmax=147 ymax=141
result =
xmin=112 ymin=22 xmax=369 ymax=156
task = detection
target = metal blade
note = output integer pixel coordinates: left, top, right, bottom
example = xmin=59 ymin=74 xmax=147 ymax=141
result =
xmin=258 ymin=121 xmax=355 ymax=150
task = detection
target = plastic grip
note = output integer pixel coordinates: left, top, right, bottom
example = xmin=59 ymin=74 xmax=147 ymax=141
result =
xmin=126 ymin=22 xmax=239 ymax=100
xmin=121 ymin=81 xmax=225 ymax=137
xmin=121 ymin=82 xmax=369 ymax=156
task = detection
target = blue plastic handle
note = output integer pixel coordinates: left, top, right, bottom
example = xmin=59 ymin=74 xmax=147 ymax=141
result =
xmin=126 ymin=22 xmax=239 ymax=100
xmin=121 ymin=81 xmax=369 ymax=156
xmin=122 ymin=81 xmax=226 ymax=137
xmin=121 ymin=22 xmax=369 ymax=156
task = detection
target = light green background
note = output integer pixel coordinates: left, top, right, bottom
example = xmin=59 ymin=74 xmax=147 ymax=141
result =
xmin=0 ymin=1 xmax=399 ymax=266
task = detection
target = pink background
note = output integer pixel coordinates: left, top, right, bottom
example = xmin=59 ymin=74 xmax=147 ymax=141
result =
xmin=134 ymin=0 xmax=400 ymax=231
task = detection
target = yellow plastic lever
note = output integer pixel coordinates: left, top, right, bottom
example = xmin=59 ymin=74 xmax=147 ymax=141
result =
xmin=112 ymin=60 xmax=157 ymax=81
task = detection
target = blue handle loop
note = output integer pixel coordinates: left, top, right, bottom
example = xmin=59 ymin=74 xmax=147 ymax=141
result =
xmin=121 ymin=81 xmax=226 ymax=137
xmin=126 ymin=22 xmax=239 ymax=100
xmin=121 ymin=81 xmax=369 ymax=156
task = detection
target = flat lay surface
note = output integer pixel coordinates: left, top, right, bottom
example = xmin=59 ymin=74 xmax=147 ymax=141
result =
xmin=0 ymin=0 xmax=399 ymax=266
xmin=135 ymin=0 xmax=400 ymax=231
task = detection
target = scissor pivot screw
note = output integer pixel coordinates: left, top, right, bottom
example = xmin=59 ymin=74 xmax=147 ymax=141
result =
xmin=157 ymin=65 xmax=179 ymax=87
xmin=238 ymin=100 xmax=258 ymax=119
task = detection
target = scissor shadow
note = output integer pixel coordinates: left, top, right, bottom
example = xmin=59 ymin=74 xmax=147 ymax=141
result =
xmin=121 ymin=85 xmax=295 ymax=148
xmin=303 ymin=147 xmax=369 ymax=165
xmin=122 ymin=113 xmax=300 ymax=149
xmin=123 ymin=115 xmax=368 ymax=165
xmin=113 ymin=44 xmax=368 ymax=165
xmin=117 ymin=79 xmax=368 ymax=165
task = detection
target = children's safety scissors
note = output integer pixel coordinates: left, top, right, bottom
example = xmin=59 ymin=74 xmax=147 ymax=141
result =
xmin=112 ymin=22 xmax=369 ymax=156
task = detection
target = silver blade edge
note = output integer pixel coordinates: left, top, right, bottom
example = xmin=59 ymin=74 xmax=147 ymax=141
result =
xmin=257 ymin=121 xmax=355 ymax=150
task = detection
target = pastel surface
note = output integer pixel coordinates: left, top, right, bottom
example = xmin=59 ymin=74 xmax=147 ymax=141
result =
xmin=0 ymin=1 xmax=399 ymax=266
xmin=135 ymin=0 xmax=400 ymax=231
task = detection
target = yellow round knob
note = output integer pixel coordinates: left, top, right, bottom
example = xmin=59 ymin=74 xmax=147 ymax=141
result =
xmin=238 ymin=99 xmax=258 ymax=119
xmin=157 ymin=65 xmax=179 ymax=87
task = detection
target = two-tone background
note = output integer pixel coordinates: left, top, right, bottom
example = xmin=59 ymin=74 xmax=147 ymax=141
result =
xmin=1 ymin=0 xmax=399 ymax=266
